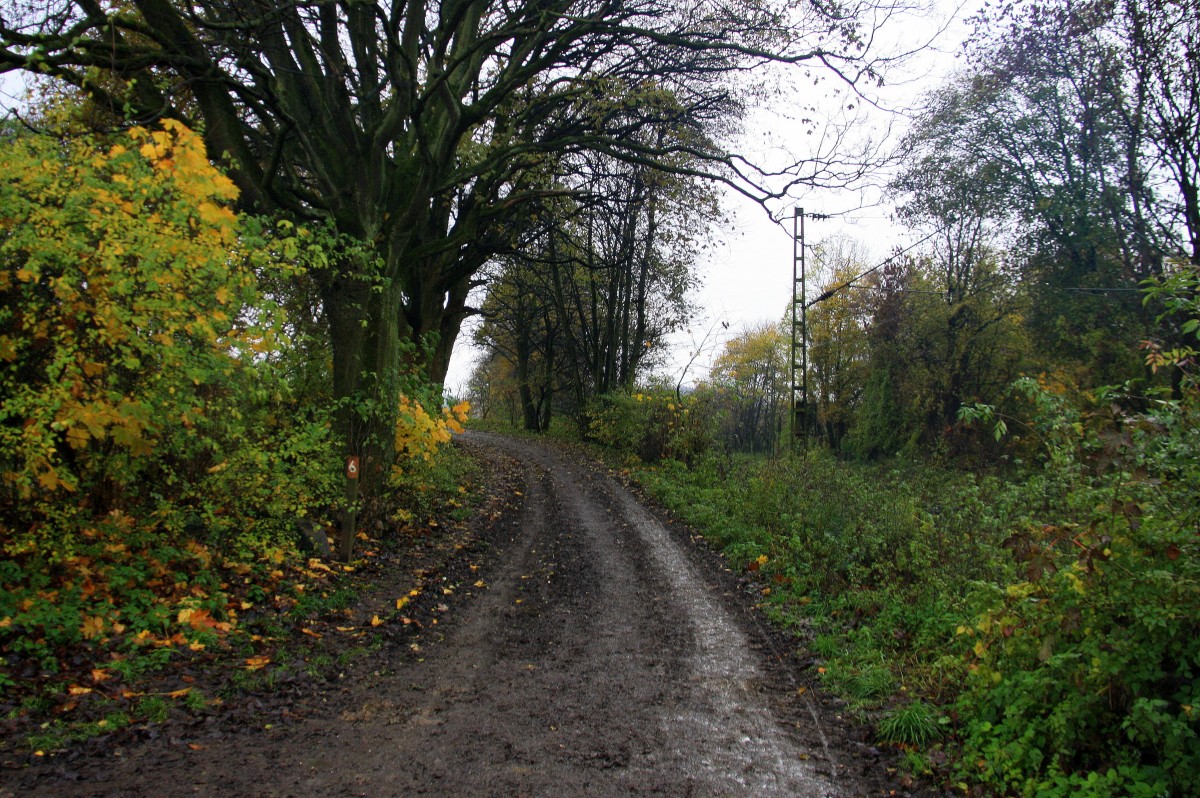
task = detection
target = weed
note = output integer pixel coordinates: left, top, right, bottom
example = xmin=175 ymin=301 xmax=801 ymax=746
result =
xmin=899 ymin=748 xmax=934 ymax=776
xmin=136 ymin=696 xmax=170 ymax=723
xmin=26 ymin=711 xmax=131 ymax=753
xmin=182 ymin=689 xmax=208 ymax=712
xmin=877 ymin=701 xmax=942 ymax=746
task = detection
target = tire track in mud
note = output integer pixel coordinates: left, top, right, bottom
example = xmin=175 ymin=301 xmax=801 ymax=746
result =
xmin=3 ymin=432 xmax=852 ymax=798
xmin=425 ymin=432 xmax=844 ymax=797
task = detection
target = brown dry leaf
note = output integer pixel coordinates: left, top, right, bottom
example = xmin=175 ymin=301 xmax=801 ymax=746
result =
xmin=91 ymin=668 xmax=112 ymax=683
xmin=188 ymin=743 xmax=206 ymax=751
xmin=301 ymin=627 xmax=323 ymax=638
xmin=166 ymin=688 xmax=192 ymax=698
xmin=244 ymin=655 xmax=271 ymax=671
xmin=67 ymin=685 xmax=92 ymax=696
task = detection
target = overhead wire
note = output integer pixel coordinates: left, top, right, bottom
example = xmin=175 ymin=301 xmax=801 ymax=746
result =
xmin=802 ymin=223 xmax=1149 ymax=307
xmin=804 ymin=224 xmax=946 ymax=308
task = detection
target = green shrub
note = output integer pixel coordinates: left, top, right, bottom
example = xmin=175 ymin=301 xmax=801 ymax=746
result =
xmin=585 ymin=390 xmax=715 ymax=465
xmin=954 ymin=381 xmax=1200 ymax=797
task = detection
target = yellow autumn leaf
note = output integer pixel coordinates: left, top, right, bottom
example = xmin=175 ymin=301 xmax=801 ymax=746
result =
xmin=370 ymin=615 xmax=384 ymax=627
xmin=244 ymin=656 xmax=271 ymax=671
xmin=80 ymin=615 xmax=105 ymax=640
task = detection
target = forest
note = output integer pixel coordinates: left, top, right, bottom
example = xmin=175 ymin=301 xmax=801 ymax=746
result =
xmin=1 ymin=0 xmax=1197 ymax=795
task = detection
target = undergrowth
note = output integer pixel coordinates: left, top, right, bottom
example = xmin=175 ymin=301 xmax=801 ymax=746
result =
xmin=0 ymin=436 xmax=477 ymax=754
xmin=602 ymin=377 xmax=1198 ymax=797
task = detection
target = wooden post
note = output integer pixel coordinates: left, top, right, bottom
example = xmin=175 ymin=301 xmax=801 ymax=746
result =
xmin=338 ymin=456 xmax=360 ymax=562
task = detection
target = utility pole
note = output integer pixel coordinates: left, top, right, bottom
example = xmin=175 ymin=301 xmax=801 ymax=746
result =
xmin=789 ymin=208 xmax=827 ymax=452
xmin=790 ymin=208 xmax=807 ymax=451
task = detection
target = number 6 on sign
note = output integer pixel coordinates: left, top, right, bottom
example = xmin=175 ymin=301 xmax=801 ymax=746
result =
xmin=346 ymin=456 xmax=360 ymax=480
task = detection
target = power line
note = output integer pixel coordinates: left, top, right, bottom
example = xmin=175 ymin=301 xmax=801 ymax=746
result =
xmin=805 ymin=225 xmax=945 ymax=308
xmin=1060 ymin=287 xmax=1143 ymax=293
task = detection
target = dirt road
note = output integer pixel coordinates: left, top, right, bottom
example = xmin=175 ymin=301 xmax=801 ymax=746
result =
xmin=3 ymin=432 xmax=897 ymax=797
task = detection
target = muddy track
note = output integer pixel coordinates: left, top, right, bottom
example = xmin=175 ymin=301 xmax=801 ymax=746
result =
xmin=2 ymin=432 xmax=902 ymax=797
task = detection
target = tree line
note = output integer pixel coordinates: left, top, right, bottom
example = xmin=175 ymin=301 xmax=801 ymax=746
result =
xmin=467 ymin=0 xmax=1198 ymax=458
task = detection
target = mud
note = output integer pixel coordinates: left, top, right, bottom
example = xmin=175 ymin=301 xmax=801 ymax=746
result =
xmin=1 ymin=432 xmax=913 ymax=797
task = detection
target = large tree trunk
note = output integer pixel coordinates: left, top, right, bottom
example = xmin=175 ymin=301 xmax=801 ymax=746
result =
xmin=320 ymin=258 xmax=409 ymax=494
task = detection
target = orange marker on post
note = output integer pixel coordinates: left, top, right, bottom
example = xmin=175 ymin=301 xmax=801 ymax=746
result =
xmin=339 ymin=456 xmax=361 ymax=561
